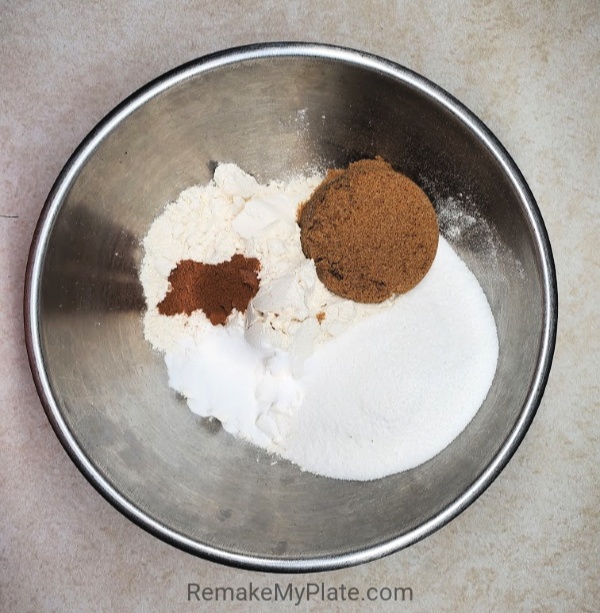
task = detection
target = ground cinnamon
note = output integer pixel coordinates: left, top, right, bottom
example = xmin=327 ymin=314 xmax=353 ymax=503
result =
xmin=298 ymin=157 xmax=439 ymax=303
xmin=157 ymin=253 xmax=260 ymax=325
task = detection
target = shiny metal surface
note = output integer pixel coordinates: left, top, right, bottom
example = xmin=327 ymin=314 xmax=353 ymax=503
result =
xmin=25 ymin=43 xmax=557 ymax=572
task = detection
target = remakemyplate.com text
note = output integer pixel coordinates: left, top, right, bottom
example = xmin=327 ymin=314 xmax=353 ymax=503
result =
xmin=188 ymin=582 xmax=413 ymax=605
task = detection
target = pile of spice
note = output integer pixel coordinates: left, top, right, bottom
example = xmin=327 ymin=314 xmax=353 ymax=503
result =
xmin=157 ymin=254 xmax=261 ymax=324
xmin=140 ymin=162 xmax=499 ymax=480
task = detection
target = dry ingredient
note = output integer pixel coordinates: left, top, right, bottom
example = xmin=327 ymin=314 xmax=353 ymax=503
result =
xmin=299 ymin=157 xmax=438 ymax=303
xmin=282 ymin=238 xmax=498 ymax=479
xmin=140 ymin=164 xmax=389 ymax=359
xmin=157 ymin=254 xmax=261 ymax=324
xmin=140 ymin=163 xmax=499 ymax=481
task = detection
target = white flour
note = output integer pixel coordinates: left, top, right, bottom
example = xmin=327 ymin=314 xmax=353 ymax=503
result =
xmin=141 ymin=164 xmax=390 ymax=362
xmin=140 ymin=164 xmax=499 ymax=480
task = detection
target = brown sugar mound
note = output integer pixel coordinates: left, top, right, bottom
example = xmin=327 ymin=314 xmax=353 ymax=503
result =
xmin=157 ymin=253 xmax=260 ymax=325
xmin=298 ymin=158 xmax=439 ymax=303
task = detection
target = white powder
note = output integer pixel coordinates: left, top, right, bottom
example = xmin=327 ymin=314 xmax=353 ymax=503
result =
xmin=140 ymin=164 xmax=499 ymax=481
xmin=281 ymin=239 xmax=498 ymax=479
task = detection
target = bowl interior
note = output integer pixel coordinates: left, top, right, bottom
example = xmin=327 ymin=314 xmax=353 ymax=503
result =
xmin=33 ymin=49 xmax=550 ymax=569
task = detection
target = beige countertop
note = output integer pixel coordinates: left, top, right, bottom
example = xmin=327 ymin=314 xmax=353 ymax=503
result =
xmin=2 ymin=1 xmax=598 ymax=611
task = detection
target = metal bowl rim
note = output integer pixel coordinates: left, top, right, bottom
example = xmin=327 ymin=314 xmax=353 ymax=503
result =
xmin=23 ymin=41 xmax=558 ymax=572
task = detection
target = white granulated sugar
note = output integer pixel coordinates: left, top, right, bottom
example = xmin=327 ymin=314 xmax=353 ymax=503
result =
xmin=140 ymin=163 xmax=499 ymax=481
xmin=281 ymin=239 xmax=499 ymax=480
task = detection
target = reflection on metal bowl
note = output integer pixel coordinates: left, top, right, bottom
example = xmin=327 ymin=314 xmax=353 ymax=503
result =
xmin=25 ymin=43 xmax=557 ymax=572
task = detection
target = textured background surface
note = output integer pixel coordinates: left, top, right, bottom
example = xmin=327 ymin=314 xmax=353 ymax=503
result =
xmin=1 ymin=1 xmax=599 ymax=611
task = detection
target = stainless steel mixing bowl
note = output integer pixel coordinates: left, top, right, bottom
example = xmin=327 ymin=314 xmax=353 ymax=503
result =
xmin=25 ymin=43 xmax=557 ymax=571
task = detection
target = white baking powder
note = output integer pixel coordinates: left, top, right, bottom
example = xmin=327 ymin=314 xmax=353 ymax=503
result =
xmin=140 ymin=164 xmax=499 ymax=480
